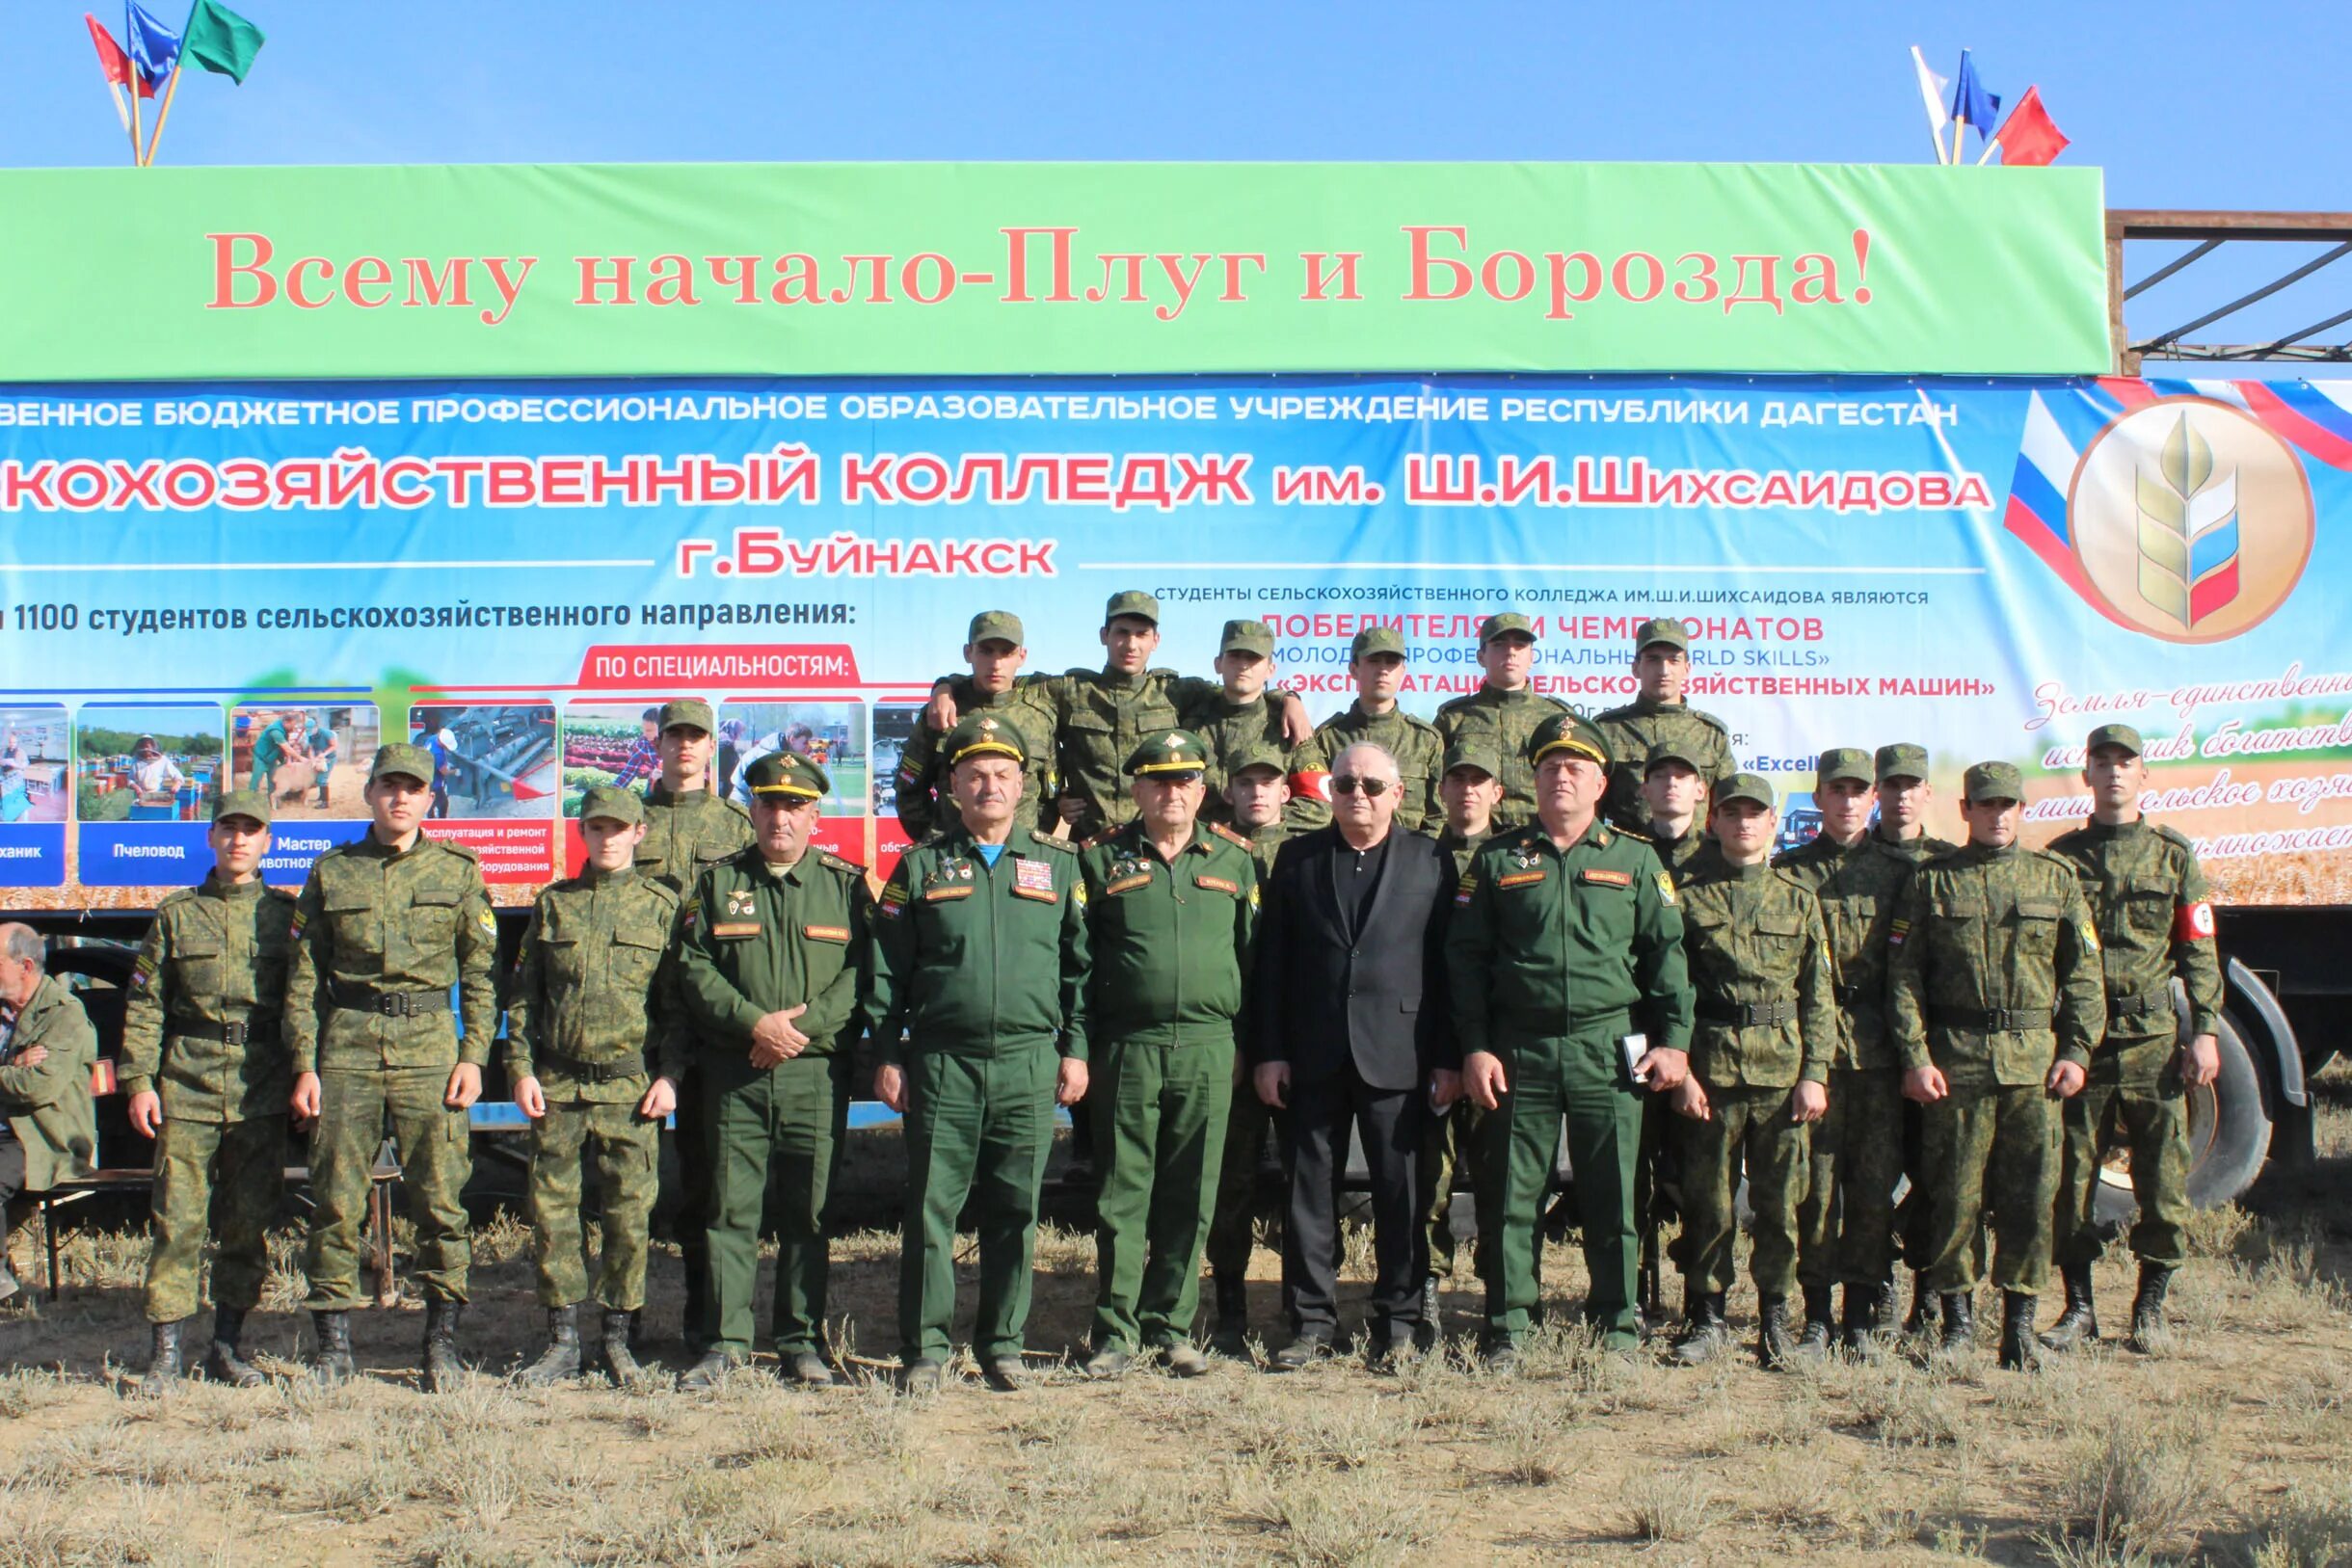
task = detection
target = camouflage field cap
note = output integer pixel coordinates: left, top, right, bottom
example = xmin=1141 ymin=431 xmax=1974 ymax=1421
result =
xmin=1442 ymin=742 xmax=1502 ymax=782
xmin=1963 ymin=760 xmax=2025 ymax=805
xmin=1643 ymin=740 xmax=1703 ymax=778
xmin=2086 ymin=723 xmax=2145 ymax=758
xmin=967 ymin=610 xmax=1026 ymax=648
xmin=658 ymin=699 xmax=715 ymax=734
xmin=1219 ymin=618 xmax=1275 ymax=656
xmin=944 ymin=713 xmax=1027 ymax=767
xmin=1815 ymin=748 xmax=1875 ymax=788
xmin=1526 ymin=712 xmax=1613 ymax=768
xmin=211 ymin=787 xmax=272 ymax=827
xmin=1225 ymin=741 xmax=1289 ymax=781
xmin=577 ymin=784 xmax=647 ymax=826
xmin=1104 ymin=589 xmax=1161 ymax=625
xmin=1126 ymin=729 xmax=1212 ymax=779
xmin=1478 ymin=612 xmax=1537 ymax=646
xmin=372 ymin=741 xmax=437 ymax=784
xmin=1632 ymin=617 xmax=1693 ymax=651
xmin=1713 ymin=771 xmax=1776 ymax=812
xmin=1875 ymin=743 xmax=1931 ymax=784
xmin=744 ymin=751 xmax=829 ymax=802
xmin=1350 ymin=625 xmax=1406 ymax=660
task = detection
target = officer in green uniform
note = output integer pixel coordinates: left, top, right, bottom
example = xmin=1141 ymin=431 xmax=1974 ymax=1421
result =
xmin=868 ymin=714 xmax=1090 ymax=1392
xmin=677 ymin=755 xmax=872 ymax=1388
xmin=508 ymin=785 xmax=685 ymax=1388
xmin=2043 ymin=724 xmax=2224 ymax=1352
xmin=1888 ymin=760 xmax=2104 ymax=1369
xmin=123 ymin=788 xmax=294 ymax=1393
xmin=1181 ymin=619 xmax=1296 ymax=824
xmin=895 ymin=612 xmax=1058 ymax=839
xmin=1204 ymin=742 xmax=1296 ymax=1351
xmin=1288 ymin=626 xmax=1445 ymax=835
xmin=1666 ymin=773 xmax=1835 ymax=1369
xmin=1432 ymin=613 xmax=1576 ymax=830
xmin=1772 ymin=746 xmax=1951 ymax=1357
xmin=1593 ymin=618 xmax=1737 ymax=833
xmin=632 ymin=697 xmax=756 ymax=1352
xmin=286 ymin=741 xmax=498 ymax=1390
xmin=0 ymin=925 xmax=98 ymax=1311
xmin=1638 ymin=742 xmax=1715 ymax=880
xmin=1078 ymin=730 xmax=1258 ymax=1378
xmin=1449 ymin=714 xmax=1695 ymax=1362
xmin=1417 ymin=741 xmax=1502 ymax=1342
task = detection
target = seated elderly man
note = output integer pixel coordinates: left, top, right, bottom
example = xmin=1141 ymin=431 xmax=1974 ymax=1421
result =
xmin=0 ymin=922 xmax=98 ymax=1306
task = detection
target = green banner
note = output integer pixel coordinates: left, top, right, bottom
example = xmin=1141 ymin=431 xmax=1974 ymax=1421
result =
xmin=0 ymin=161 xmax=2107 ymax=380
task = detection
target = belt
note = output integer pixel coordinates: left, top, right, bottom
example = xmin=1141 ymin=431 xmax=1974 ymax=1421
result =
xmin=1931 ymin=1006 xmax=2051 ymax=1032
xmin=171 ymin=1016 xmax=266 ymax=1045
xmin=2106 ymin=986 xmax=2175 ymax=1020
xmin=330 ymin=982 xmax=449 ymax=1019
xmin=1697 ymin=998 xmax=1799 ymax=1027
xmin=537 ymin=1050 xmax=648 ymax=1084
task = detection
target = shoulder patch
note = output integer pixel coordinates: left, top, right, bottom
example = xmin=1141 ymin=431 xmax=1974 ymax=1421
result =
xmin=819 ymin=850 xmax=869 ymax=877
xmin=1654 ymin=869 xmax=1678 ymax=905
xmin=1688 ymin=706 xmax=1732 ymax=735
xmin=1211 ymin=822 xmax=1251 ymax=848
xmin=1028 ymin=830 xmax=1078 ymax=854
xmin=2152 ymin=822 xmax=2194 ymax=850
xmin=436 ymin=838 xmax=483 ymax=864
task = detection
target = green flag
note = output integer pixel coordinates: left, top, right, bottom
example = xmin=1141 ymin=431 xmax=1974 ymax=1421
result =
xmin=182 ymin=0 xmax=264 ymax=83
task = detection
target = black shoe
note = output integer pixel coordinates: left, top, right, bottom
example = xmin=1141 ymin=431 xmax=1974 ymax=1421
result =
xmin=1162 ymin=1343 xmax=1211 ymax=1379
xmin=783 ymin=1351 xmax=837 ymax=1387
xmin=1414 ymin=1277 xmax=1441 ymax=1351
xmin=139 ymin=1318 xmax=185 ymax=1396
xmin=1756 ymin=1295 xmax=1799 ymax=1371
xmin=1841 ymin=1285 xmax=1885 ymax=1364
xmin=981 ymin=1356 xmax=1026 ymax=1392
xmin=205 ymin=1307 xmax=265 ymax=1388
xmin=601 ymin=1310 xmax=643 ymax=1386
xmin=1270 ymin=1332 xmax=1332 ymax=1371
xmin=310 ymin=1310 xmax=355 ymax=1385
xmin=1904 ymin=1274 xmax=1937 ymax=1337
xmin=1937 ymin=1290 xmax=1975 ymax=1356
xmin=1366 ymin=1332 xmax=1416 ymax=1374
xmin=420 ymin=1301 xmax=465 ymax=1393
xmin=2128 ymin=1264 xmax=2176 ymax=1351
xmin=518 ymin=1305 xmax=580 ymax=1387
xmin=898 ymin=1357 xmax=945 ymax=1395
xmin=1796 ymin=1285 xmax=1835 ymax=1360
xmin=680 ymin=1350 xmax=740 ymax=1392
xmin=1478 ymin=1334 xmax=1521 ymax=1373
xmin=1998 ymin=1289 xmax=2040 ymax=1370
xmin=680 ymin=1265 xmax=710 ymax=1357
xmin=1211 ymin=1274 xmax=1250 ymax=1356
xmin=1672 ymin=1293 xmax=1729 ymax=1367
xmin=1082 ymin=1345 xmax=1134 ymax=1380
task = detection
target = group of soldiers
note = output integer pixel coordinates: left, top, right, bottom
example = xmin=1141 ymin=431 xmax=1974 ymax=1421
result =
xmin=0 ymin=590 xmax=2220 ymax=1392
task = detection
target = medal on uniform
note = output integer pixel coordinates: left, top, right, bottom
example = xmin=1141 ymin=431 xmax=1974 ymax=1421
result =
xmin=1013 ymin=856 xmax=1057 ymax=901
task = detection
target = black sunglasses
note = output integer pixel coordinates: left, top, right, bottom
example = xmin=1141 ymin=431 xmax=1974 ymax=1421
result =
xmin=1330 ymin=775 xmax=1392 ymax=797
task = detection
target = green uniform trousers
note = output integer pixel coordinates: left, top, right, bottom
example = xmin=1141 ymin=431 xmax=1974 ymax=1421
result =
xmin=145 ymin=1115 xmax=284 ymax=1323
xmin=1204 ymin=1079 xmax=1274 ymax=1279
xmin=527 ymin=1096 xmax=659 ymax=1313
xmin=705 ymin=1051 xmax=850 ymax=1357
xmin=1416 ymin=1101 xmax=1486 ymax=1282
xmin=1796 ymin=1066 xmax=1906 ymax=1291
xmin=1680 ymin=1085 xmax=1808 ymax=1298
xmin=1920 ymin=1083 xmax=2060 ymax=1295
xmin=2058 ymin=1046 xmax=2190 ymax=1270
xmin=304 ymin=1066 xmax=472 ymax=1311
xmin=898 ymin=1040 xmax=1057 ymax=1364
xmin=668 ymin=1061 xmax=716 ymax=1342
xmin=1480 ymin=1023 xmax=1644 ymax=1348
xmin=1088 ymin=1034 xmax=1233 ymax=1351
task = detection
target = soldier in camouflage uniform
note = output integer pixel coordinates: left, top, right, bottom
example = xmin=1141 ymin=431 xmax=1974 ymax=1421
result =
xmin=894 ymin=612 xmax=1058 ymax=840
xmin=1772 ymin=746 xmax=1954 ymax=1358
xmin=1594 ymin=618 xmax=1736 ymax=833
xmin=1666 ymin=773 xmax=1835 ymax=1369
xmin=1888 ymin=760 xmax=2104 ymax=1369
xmin=123 ymin=789 xmax=294 ymax=1394
xmin=286 ymin=741 xmax=498 ymax=1391
xmin=1205 ymin=743 xmax=1296 ymax=1351
xmin=1637 ymin=742 xmax=1715 ymax=879
xmin=2043 ymin=724 xmax=2224 ymax=1353
xmin=632 ymin=698 xmax=755 ymax=1352
xmin=508 ymin=785 xmax=685 ymax=1388
xmin=678 ymin=753 xmax=872 ymax=1389
xmin=1432 ymin=613 xmax=1576 ymax=830
xmin=1288 ymin=626 xmax=1444 ymax=835
xmin=1180 ymin=619 xmax=1296 ymax=825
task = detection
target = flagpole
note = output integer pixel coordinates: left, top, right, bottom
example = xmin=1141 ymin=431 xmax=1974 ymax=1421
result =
xmin=131 ymin=70 xmax=147 ymax=168
xmin=1975 ymin=135 xmax=2000 ymax=166
xmin=106 ymin=79 xmax=139 ymax=164
xmin=1948 ymin=116 xmax=1964 ymax=167
xmin=143 ymin=65 xmax=185 ymax=166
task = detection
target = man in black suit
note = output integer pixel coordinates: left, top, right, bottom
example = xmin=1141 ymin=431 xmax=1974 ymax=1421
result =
xmin=1250 ymin=740 xmax=1457 ymax=1369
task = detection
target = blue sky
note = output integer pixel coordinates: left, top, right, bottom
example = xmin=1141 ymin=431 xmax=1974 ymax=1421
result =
xmin=3 ymin=1 xmax=2344 ymax=358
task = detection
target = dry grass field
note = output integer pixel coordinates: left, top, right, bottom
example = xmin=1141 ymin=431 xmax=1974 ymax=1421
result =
xmin=7 ymin=1067 xmax=2352 ymax=1567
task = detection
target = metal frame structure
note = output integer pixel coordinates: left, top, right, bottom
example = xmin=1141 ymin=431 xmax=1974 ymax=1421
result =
xmin=2109 ymin=209 xmax=2352 ymax=373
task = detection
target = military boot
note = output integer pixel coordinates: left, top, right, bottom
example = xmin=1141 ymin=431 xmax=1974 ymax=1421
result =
xmin=2038 ymin=1262 xmax=2098 ymax=1352
xmin=601 ymin=1310 xmax=643 ymax=1386
xmin=205 ymin=1307 xmax=265 ymax=1388
xmin=1755 ymin=1295 xmax=1800 ymax=1371
xmin=1671 ymin=1292 xmax=1729 ymax=1366
xmin=1841 ymin=1284 xmax=1885 ymax=1363
xmin=1210 ymin=1272 xmax=1250 ymax=1356
xmin=1795 ymin=1285 xmax=1835 ymax=1359
xmin=518 ymin=1305 xmax=579 ymax=1387
xmin=310 ymin=1310 xmax=355 ymax=1385
xmin=138 ymin=1319 xmax=185 ymax=1396
xmin=1998 ymin=1290 xmax=2041 ymax=1370
xmin=681 ymin=1264 xmax=710 ymax=1357
xmin=420 ymin=1301 xmax=465 ymax=1393
xmin=1904 ymin=1273 xmax=1938 ymax=1338
xmin=2128 ymin=1264 xmax=2176 ymax=1351
xmin=1937 ymin=1290 xmax=1975 ymax=1356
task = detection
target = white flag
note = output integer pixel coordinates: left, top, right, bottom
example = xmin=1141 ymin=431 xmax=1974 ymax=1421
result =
xmin=1911 ymin=46 xmax=1952 ymax=164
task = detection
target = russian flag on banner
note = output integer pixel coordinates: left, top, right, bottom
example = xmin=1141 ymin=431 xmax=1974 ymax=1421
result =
xmin=2140 ymin=376 xmax=2352 ymax=472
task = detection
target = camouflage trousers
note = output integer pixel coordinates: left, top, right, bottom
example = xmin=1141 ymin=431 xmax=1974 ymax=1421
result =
xmin=1796 ymin=1066 xmax=1906 ymax=1291
xmin=1415 ymin=1100 xmax=1486 ymax=1283
xmin=145 ymin=1114 xmax=284 ymax=1323
xmin=2058 ymin=1041 xmax=2190 ymax=1270
xmin=303 ymin=1066 xmax=473 ymax=1311
xmin=527 ymin=1092 xmax=660 ymax=1312
xmin=1918 ymin=1083 xmax=2061 ymax=1295
xmin=1679 ymin=1084 xmax=1809 ymax=1298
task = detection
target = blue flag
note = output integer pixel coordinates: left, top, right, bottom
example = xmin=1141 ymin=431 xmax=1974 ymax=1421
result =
xmin=1949 ymin=50 xmax=2000 ymax=142
xmin=124 ymin=2 xmax=182 ymax=91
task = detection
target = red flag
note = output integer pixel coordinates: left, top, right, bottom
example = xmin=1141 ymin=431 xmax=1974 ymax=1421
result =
xmin=86 ymin=13 xmax=157 ymax=97
xmin=1994 ymin=86 xmax=2069 ymax=167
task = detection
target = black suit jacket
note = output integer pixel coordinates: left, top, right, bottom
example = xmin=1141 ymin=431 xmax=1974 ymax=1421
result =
xmin=1248 ymin=825 xmax=1454 ymax=1091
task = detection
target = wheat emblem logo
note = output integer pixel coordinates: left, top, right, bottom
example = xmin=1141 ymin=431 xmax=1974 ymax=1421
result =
xmin=2135 ymin=412 xmax=2239 ymax=630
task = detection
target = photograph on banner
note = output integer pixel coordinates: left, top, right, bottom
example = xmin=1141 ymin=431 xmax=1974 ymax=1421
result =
xmin=0 ymin=707 xmax=70 ymax=825
xmin=718 ymin=703 xmax=867 ymax=813
xmin=557 ymin=703 xmax=669 ymax=815
xmin=870 ymin=702 xmax=922 ymax=863
xmin=229 ymin=704 xmax=380 ymax=819
xmin=1774 ymin=790 xmax=1823 ymax=856
xmin=408 ymin=704 xmax=561 ymax=820
xmin=74 ymin=706 xmax=224 ymax=824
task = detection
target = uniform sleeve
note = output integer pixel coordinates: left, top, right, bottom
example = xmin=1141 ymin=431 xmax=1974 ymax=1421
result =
xmin=454 ymin=863 xmax=499 ymax=1070
xmin=118 ymin=914 xmax=172 ymax=1100
xmin=2173 ymin=849 xmax=2225 ymax=1037
xmin=1442 ymin=848 xmax=1499 ymax=1063
xmin=1886 ymin=873 xmax=1932 ymax=1073
xmin=1232 ymin=852 xmax=1261 ymax=1060
xmin=1077 ymin=843 xmax=1109 ymax=1032
xmin=894 ymin=724 xmax=941 ymax=841
xmin=2055 ymin=874 xmax=2107 ymax=1070
xmin=676 ymin=869 xmax=767 ymax=1046
xmin=863 ymin=854 xmax=917 ymax=1069
xmin=283 ymin=868 xmax=330 ymax=1076
xmin=1283 ymin=726 xmax=1334 ymax=831
xmin=1795 ymin=890 xmax=1836 ymax=1085
xmin=1630 ymin=850 xmax=1693 ymax=1052
xmin=1056 ymin=858 xmax=1091 ymax=1061
xmin=653 ymin=896 xmax=692 ymax=1083
xmin=800 ymin=874 xmax=871 ymax=1053
xmin=502 ymin=899 xmax=547 ymax=1081
xmin=1413 ymin=737 xmax=1446 ymax=836
xmin=0 ymin=1019 xmax=82 ymax=1106
xmin=1165 ymin=675 xmax=1220 ymax=709
xmin=1706 ymin=723 xmax=1738 ymax=786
